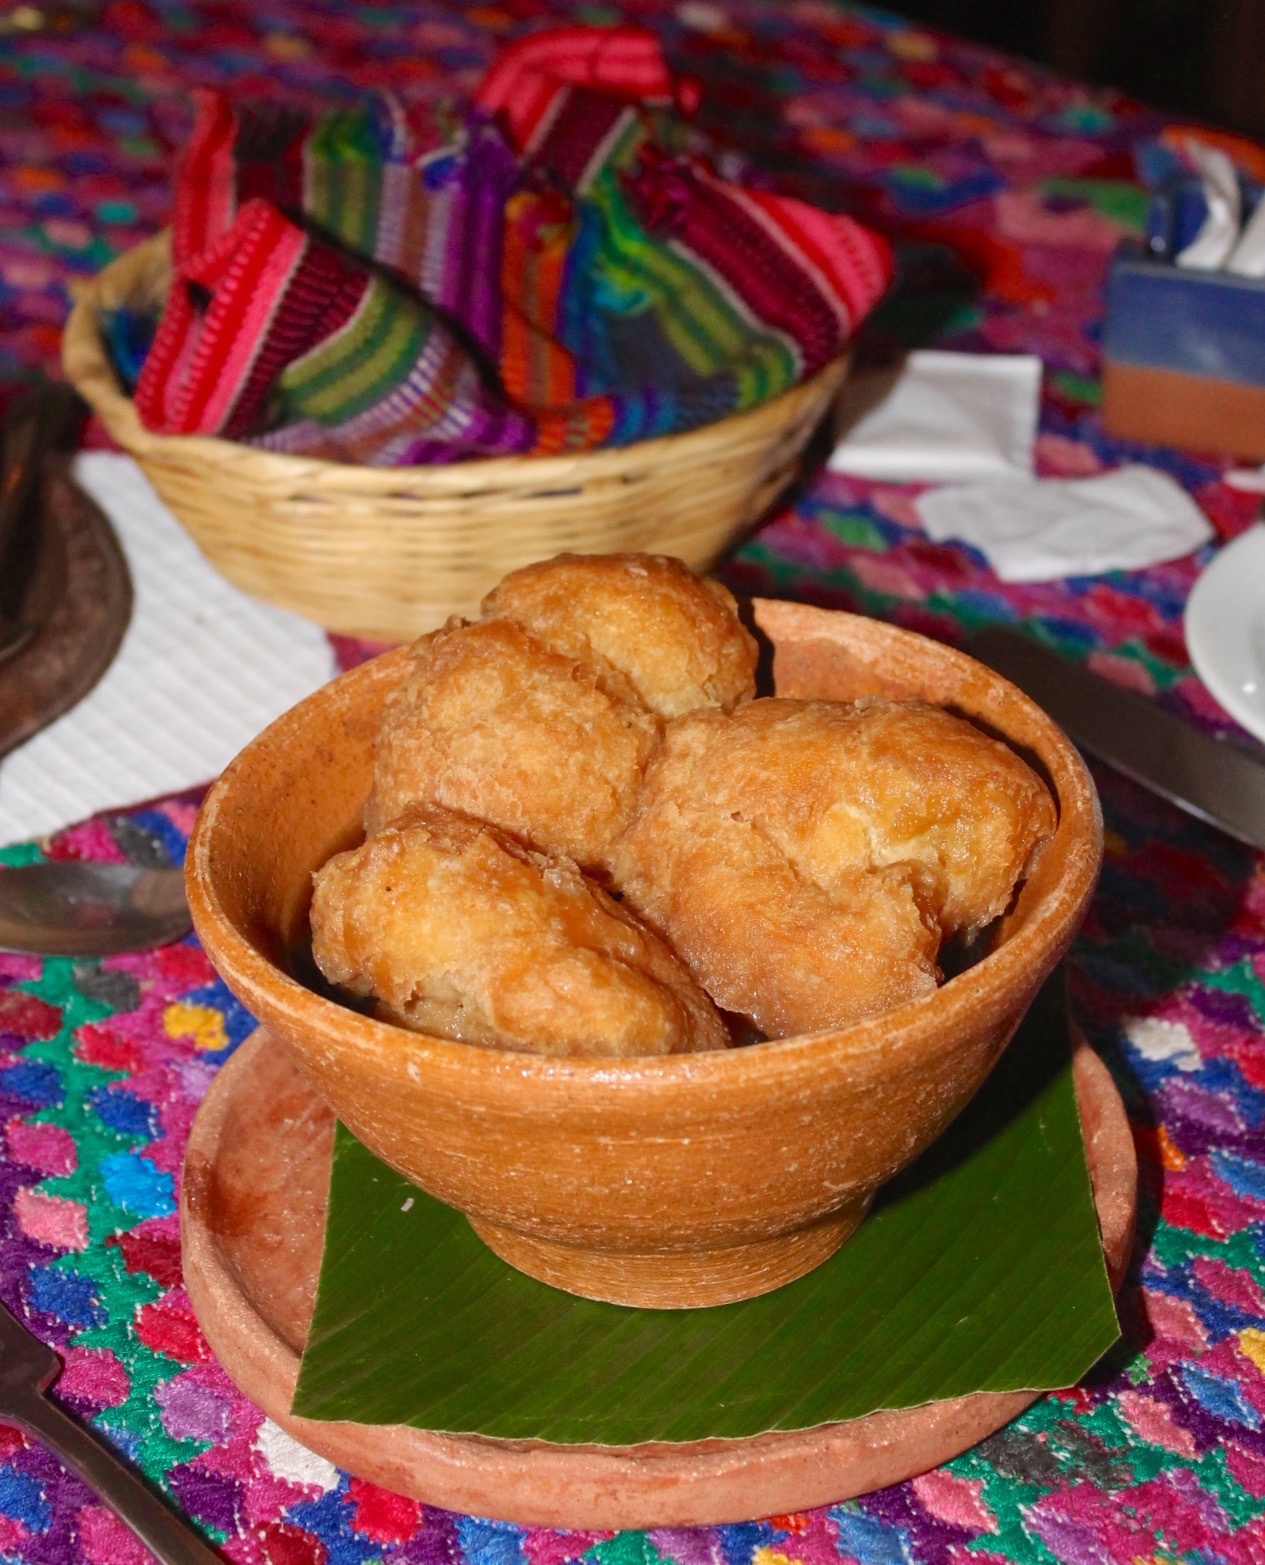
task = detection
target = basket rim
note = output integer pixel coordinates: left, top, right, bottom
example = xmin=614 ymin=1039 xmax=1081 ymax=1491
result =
xmin=63 ymin=229 xmax=850 ymax=490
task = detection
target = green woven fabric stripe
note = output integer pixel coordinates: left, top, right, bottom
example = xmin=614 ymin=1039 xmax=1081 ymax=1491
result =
xmin=305 ymin=104 xmax=385 ymax=259
xmin=585 ymin=171 xmax=798 ymax=392
xmin=278 ymin=275 xmax=427 ymax=422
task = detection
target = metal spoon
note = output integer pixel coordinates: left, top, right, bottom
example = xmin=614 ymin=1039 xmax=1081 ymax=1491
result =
xmin=0 ymin=861 xmax=190 ymax=955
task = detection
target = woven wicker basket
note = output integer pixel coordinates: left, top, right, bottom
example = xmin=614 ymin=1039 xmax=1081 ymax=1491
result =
xmin=63 ymin=232 xmax=849 ymax=640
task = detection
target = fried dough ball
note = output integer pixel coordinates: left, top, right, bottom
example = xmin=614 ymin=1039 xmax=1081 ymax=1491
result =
xmin=768 ymin=697 xmax=1058 ymax=937
xmin=482 ymin=553 xmax=758 ymax=719
xmin=611 ymin=698 xmax=1055 ymax=1038
xmin=623 ymin=814 xmax=938 ymax=1041
xmin=371 ymin=618 xmax=660 ymax=867
xmin=310 ymin=807 xmax=729 ymax=1057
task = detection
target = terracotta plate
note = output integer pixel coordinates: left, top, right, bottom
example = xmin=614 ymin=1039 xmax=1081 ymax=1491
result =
xmin=0 ymin=462 xmax=132 ymax=759
xmin=181 ymin=1028 xmax=1135 ymax=1530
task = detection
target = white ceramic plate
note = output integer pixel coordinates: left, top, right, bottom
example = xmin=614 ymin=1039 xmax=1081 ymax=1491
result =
xmin=1185 ymin=523 xmax=1265 ymax=743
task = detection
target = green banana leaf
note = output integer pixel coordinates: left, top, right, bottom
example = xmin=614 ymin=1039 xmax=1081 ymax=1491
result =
xmin=292 ymin=972 xmax=1120 ymax=1444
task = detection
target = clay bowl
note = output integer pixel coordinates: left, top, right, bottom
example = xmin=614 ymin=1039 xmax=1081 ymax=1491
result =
xmin=186 ymin=601 xmax=1102 ymax=1310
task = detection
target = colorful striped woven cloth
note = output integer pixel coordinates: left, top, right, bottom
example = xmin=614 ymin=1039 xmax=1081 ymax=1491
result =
xmin=131 ymin=26 xmax=891 ymax=463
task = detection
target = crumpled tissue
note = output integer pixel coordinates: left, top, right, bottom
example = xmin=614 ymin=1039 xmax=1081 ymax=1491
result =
xmin=914 ymin=464 xmax=1214 ymax=583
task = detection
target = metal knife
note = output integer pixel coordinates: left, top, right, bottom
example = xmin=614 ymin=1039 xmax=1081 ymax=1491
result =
xmin=968 ymin=626 xmax=1265 ymax=852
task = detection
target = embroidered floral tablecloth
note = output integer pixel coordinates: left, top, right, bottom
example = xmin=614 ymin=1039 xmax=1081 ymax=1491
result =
xmin=5 ymin=3 xmax=1265 ymax=1563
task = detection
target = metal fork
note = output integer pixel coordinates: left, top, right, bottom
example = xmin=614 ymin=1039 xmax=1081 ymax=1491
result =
xmin=0 ymin=1296 xmax=224 ymax=1563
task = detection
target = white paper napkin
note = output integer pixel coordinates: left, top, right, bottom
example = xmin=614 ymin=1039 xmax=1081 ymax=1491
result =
xmin=0 ymin=453 xmax=337 ymax=847
xmin=914 ymin=464 xmax=1214 ymax=583
xmin=827 ymin=350 xmax=1042 ymax=482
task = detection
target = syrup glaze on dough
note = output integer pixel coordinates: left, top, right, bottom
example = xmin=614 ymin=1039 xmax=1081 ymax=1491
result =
xmin=611 ymin=697 xmax=1056 ymax=1038
xmin=310 ymin=807 xmax=730 ymax=1058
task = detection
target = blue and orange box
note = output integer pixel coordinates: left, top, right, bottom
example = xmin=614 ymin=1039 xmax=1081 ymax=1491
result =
xmin=1102 ymin=241 xmax=1265 ymax=461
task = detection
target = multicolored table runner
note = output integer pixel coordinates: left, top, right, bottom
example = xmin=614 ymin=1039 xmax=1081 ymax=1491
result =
xmin=7 ymin=3 xmax=1265 ymax=1563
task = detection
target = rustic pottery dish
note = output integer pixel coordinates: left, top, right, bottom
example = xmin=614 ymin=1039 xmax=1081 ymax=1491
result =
xmin=185 ymin=601 xmax=1103 ymax=1310
xmin=179 ymin=1023 xmax=1135 ymax=1529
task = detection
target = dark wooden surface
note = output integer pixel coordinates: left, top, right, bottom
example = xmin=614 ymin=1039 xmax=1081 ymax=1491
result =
xmin=894 ymin=0 xmax=1265 ymax=138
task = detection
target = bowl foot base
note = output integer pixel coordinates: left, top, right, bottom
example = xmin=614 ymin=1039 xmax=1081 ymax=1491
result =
xmin=467 ymin=1200 xmax=873 ymax=1309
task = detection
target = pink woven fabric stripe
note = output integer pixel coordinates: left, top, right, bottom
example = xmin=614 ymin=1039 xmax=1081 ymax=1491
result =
xmin=742 ymin=190 xmax=894 ymax=327
xmin=632 ymin=156 xmax=849 ymax=373
xmin=221 ymin=230 xmax=368 ymax=439
xmin=173 ymin=89 xmax=240 ymax=267
xmin=136 ymin=201 xmax=310 ymax=436
xmin=179 ymin=208 xmax=309 ymax=433
xmin=475 ymin=25 xmax=677 ymax=150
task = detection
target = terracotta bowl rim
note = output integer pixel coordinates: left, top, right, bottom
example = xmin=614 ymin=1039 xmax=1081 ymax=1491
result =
xmin=186 ymin=603 xmax=1103 ymax=1089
